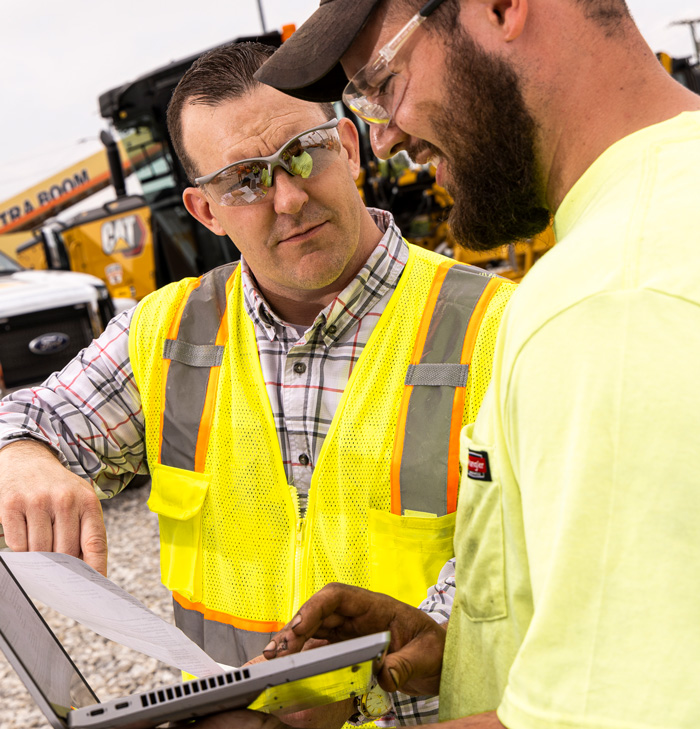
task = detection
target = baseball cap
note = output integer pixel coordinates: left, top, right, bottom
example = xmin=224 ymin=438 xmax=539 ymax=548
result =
xmin=254 ymin=0 xmax=383 ymax=102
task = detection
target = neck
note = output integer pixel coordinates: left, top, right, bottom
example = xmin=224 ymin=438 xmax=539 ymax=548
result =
xmin=261 ymin=289 xmax=342 ymax=327
xmin=531 ymin=15 xmax=700 ymax=212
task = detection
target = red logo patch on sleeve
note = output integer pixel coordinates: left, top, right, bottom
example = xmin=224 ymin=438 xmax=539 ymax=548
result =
xmin=468 ymin=449 xmax=492 ymax=481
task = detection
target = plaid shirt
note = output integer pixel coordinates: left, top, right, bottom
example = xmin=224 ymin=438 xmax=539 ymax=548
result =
xmin=0 ymin=208 xmax=454 ymax=724
xmin=240 ymin=207 xmax=408 ymax=514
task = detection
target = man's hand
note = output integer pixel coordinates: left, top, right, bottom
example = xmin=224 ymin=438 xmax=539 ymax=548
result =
xmin=263 ymin=583 xmax=446 ymax=697
xmin=244 ymin=639 xmax=353 ymax=729
xmin=0 ymin=440 xmax=108 ymax=575
xmin=187 ymin=710 xmax=290 ymax=729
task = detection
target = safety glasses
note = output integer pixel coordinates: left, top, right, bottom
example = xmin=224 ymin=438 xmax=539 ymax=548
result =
xmin=342 ymin=0 xmax=447 ymax=125
xmin=194 ymin=118 xmax=341 ymax=206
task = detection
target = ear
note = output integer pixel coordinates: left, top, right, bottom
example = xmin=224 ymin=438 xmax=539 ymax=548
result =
xmin=182 ymin=187 xmax=227 ymax=236
xmin=337 ymin=117 xmax=362 ymax=181
xmin=487 ymin=0 xmax=528 ymax=42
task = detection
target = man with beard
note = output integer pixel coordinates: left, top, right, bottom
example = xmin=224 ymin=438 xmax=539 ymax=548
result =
xmin=235 ymin=1 xmax=700 ymax=728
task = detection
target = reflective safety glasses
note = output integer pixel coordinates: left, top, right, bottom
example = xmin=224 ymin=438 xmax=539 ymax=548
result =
xmin=194 ymin=118 xmax=341 ymax=206
xmin=342 ymin=0 xmax=447 ymax=125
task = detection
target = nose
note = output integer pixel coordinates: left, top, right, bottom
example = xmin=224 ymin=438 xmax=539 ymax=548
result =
xmin=271 ymin=169 xmax=309 ymax=215
xmin=370 ymin=119 xmax=410 ymax=160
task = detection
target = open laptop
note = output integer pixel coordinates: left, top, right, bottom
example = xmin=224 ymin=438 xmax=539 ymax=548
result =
xmin=0 ymin=555 xmax=390 ymax=728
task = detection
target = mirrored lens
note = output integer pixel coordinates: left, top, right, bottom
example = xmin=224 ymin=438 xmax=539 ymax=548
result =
xmin=280 ymin=127 xmax=341 ymax=180
xmin=216 ymin=163 xmax=271 ymax=205
xmin=207 ymin=126 xmax=341 ymax=206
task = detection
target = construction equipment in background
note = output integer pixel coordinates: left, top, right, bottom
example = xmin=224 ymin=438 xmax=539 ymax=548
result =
xmin=657 ymin=17 xmax=700 ymax=93
xmin=0 ymin=148 xmax=129 ymax=238
xmin=657 ymin=51 xmax=700 ymax=93
xmin=4 ymin=29 xmax=291 ymax=303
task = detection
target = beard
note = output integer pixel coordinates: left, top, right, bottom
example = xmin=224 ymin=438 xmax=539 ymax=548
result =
xmin=429 ymin=27 xmax=551 ymax=252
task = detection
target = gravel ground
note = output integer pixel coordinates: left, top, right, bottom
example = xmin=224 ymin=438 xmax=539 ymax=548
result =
xmin=0 ymin=481 xmax=181 ymax=729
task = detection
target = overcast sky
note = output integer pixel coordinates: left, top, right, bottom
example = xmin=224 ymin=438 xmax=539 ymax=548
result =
xmin=1 ymin=0 xmax=698 ymax=202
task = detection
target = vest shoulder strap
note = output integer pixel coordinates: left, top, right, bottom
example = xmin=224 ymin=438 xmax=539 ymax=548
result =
xmin=159 ymin=262 xmax=238 ymax=471
xmin=391 ymin=260 xmax=505 ymax=516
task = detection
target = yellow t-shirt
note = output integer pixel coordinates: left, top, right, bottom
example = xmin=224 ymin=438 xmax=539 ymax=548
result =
xmin=442 ymin=111 xmax=700 ymax=728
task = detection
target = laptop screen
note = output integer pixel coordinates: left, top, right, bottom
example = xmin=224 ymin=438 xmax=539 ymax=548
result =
xmin=0 ymin=556 xmax=98 ymax=722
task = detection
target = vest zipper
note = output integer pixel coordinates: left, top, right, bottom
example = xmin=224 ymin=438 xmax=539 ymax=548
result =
xmin=292 ymin=516 xmax=305 ymax=614
xmin=289 ymin=484 xmax=305 ymax=616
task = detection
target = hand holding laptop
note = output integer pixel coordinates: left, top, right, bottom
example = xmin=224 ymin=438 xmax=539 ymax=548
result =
xmin=0 ymin=555 xmax=390 ymax=729
xmin=189 ymin=709 xmax=290 ymax=728
xmin=237 ymin=639 xmax=354 ymax=729
xmin=264 ymin=582 xmax=447 ymax=699
xmin=190 ymin=700 xmax=354 ymax=729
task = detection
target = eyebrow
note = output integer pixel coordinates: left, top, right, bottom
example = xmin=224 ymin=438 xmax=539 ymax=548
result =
xmin=235 ymin=122 xmax=328 ymax=162
xmin=195 ymin=118 xmax=339 ymax=185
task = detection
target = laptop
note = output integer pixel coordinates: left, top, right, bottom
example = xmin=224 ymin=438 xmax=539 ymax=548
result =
xmin=0 ymin=555 xmax=390 ymax=728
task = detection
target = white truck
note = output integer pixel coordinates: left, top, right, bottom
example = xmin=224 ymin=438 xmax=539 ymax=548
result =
xmin=0 ymin=250 xmax=122 ymax=396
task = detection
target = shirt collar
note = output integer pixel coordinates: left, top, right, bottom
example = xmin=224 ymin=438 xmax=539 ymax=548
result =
xmin=241 ymin=208 xmax=409 ymax=344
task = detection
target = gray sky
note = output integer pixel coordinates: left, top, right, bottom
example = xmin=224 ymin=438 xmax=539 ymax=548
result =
xmin=1 ymin=0 xmax=698 ymax=202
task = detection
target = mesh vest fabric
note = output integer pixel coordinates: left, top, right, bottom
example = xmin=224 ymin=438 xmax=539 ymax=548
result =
xmin=129 ymin=244 xmax=515 ymax=658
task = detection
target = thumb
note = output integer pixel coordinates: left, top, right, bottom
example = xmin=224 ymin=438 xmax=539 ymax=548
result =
xmin=375 ymin=633 xmax=444 ymax=696
xmin=378 ymin=653 xmax=411 ymax=692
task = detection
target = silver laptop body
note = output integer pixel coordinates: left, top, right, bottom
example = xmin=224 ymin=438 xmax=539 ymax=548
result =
xmin=0 ymin=555 xmax=389 ymax=729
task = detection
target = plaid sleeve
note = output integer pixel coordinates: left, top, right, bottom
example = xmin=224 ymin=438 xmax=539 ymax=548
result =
xmin=391 ymin=558 xmax=457 ymax=725
xmin=418 ymin=557 xmax=456 ymax=625
xmin=0 ymin=308 xmax=146 ymax=497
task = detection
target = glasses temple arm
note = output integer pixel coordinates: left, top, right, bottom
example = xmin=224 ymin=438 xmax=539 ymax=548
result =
xmin=377 ymin=14 xmax=426 ymax=65
xmin=375 ymin=0 xmax=446 ymax=67
xmin=420 ymin=0 xmax=446 ymax=17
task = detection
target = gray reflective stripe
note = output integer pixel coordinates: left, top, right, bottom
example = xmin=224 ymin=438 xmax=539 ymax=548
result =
xmin=399 ymin=265 xmax=492 ymax=516
xmin=173 ymin=599 xmax=275 ymax=667
xmin=163 ymin=339 xmax=225 ymax=367
xmin=160 ymin=264 xmax=237 ymax=470
xmin=405 ymin=363 xmax=469 ymax=388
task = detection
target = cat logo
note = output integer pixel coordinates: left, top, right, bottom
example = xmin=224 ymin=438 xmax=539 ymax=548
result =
xmin=101 ymin=214 xmax=146 ymax=257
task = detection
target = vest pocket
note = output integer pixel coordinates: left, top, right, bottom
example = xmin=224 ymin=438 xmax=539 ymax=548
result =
xmin=368 ymin=509 xmax=457 ymax=608
xmin=148 ymin=463 xmax=211 ymax=603
xmin=456 ymin=424 xmax=507 ymax=621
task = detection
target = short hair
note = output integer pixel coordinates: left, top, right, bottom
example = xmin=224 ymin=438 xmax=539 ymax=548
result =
xmin=574 ymin=0 xmax=631 ymax=29
xmin=381 ymin=0 xmax=459 ymax=34
xmin=167 ymin=41 xmax=336 ymax=181
xmin=386 ymin=0 xmax=630 ymax=34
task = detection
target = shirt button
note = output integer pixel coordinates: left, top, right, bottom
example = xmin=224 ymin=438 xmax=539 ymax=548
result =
xmin=327 ymin=324 xmax=337 ymax=335
xmin=299 ymin=454 xmax=310 ymax=466
xmin=293 ymin=361 xmax=307 ymax=374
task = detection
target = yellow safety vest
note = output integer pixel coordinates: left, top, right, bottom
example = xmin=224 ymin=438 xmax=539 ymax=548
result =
xmin=129 ymin=243 xmax=515 ymax=666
